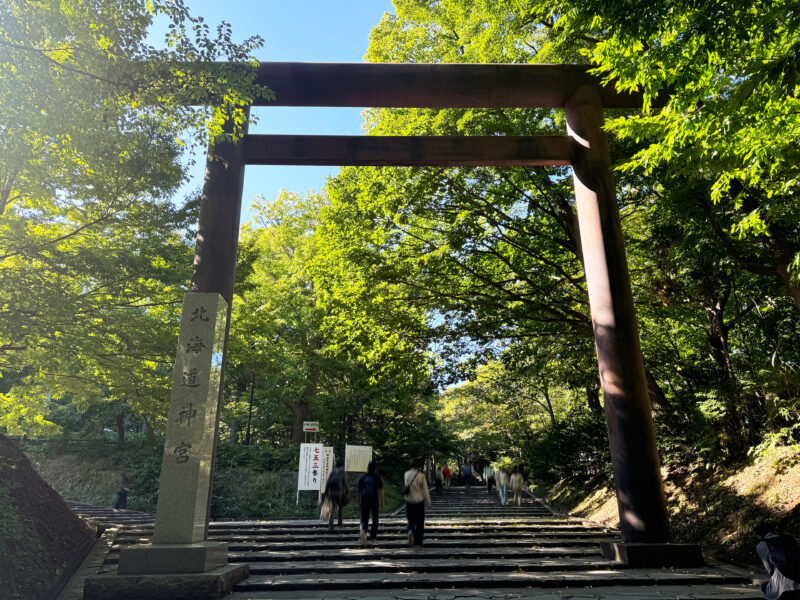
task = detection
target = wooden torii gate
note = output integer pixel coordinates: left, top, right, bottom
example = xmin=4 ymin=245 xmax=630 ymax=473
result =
xmin=108 ymin=62 xmax=701 ymax=598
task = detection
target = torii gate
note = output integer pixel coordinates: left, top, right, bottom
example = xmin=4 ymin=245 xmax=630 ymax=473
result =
xmin=105 ymin=62 xmax=701 ymax=598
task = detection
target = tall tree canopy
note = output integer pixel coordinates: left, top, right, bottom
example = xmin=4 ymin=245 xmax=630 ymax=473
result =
xmin=223 ymin=191 xmax=453 ymax=462
xmin=312 ymin=0 xmax=800 ymax=463
xmin=0 ymin=0 xmax=266 ymax=434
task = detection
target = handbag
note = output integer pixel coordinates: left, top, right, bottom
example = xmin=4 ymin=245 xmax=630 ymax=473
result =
xmin=319 ymin=496 xmax=332 ymax=522
xmin=403 ymin=471 xmax=420 ymax=496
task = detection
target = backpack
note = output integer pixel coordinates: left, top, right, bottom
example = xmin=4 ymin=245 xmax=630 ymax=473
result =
xmin=766 ymin=534 xmax=800 ymax=581
xmin=361 ymin=474 xmax=376 ymax=498
xmin=326 ymin=469 xmax=342 ymax=493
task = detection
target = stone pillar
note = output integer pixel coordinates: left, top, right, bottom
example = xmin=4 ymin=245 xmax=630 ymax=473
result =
xmin=151 ymin=292 xmax=228 ymax=546
xmin=565 ymin=85 xmax=671 ymax=545
xmin=117 ymin=293 xmax=231 ymax=575
xmin=116 ymin=116 xmax=249 ymax=582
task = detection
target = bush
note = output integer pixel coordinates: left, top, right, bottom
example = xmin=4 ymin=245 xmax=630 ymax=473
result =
xmin=521 ymin=407 xmax=612 ymax=483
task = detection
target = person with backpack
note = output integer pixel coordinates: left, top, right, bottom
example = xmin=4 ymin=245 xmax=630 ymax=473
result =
xmin=324 ymin=461 xmax=349 ymax=531
xmin=755 ymin=522 xmax=800 ymax=599
xmin=357 ymin=461 xmax=385 ymax=545
xmin=404 ymin=457 xmax=432 ymax=548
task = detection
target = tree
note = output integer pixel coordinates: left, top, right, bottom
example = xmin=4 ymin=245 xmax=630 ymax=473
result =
xmin=227 ymin=192 xmax=330 ymax=443
xmin=343 ymin=0 xmax=800 ymax=464
xmin=225 ymin=191 xmax=439 ymax=460
xmin=520 ymin=0 xmax=800 ymax=306
xmin=0 ymin=0 xmax=267 ymax=434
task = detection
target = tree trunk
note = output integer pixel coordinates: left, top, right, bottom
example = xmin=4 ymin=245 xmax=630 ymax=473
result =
xmin=720 ymin=186 xmax=800 ymax=311
xmin=228 ymin=420 xmax=239 ymax=444
xmin=765 ymin=225 xmax=800 ymax=310
xmin=144 ymin=416 xmax=155 ymax=444
xmin=289 ymin=401 xmax=310 ymax=443
xmin=340 ymin=412 xmax=353 ymax=442
xmin=542 ymin=386 xmax=557 ymax=425
xmin=701 ymin=279 xmax=746 ymax=452
xmin=644 ymin=369 xmax=668 ymax=410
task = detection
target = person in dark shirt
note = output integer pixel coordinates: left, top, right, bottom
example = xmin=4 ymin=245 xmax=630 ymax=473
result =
xmin=113 ymin=470 xmax=130 ymax=510
xmin=325 ymin=462 xmax=349 ymax=531
xmin=357 ymin=461 xmax=385 ymax=545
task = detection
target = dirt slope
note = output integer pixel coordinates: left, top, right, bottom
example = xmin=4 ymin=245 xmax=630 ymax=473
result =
xmin=545 ymin=446 xmax=800 ymax=565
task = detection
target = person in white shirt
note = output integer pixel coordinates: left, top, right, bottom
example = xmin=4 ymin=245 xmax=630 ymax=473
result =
xmin=510 ymin=467 xmax=525 ymax=506
xmin=404 ymin=457 xmax=432 ymax=547
xmin=483 ymin=463 xmax=495 ymax=493
xmin=495 ymin=466 xmax=509 ymax=505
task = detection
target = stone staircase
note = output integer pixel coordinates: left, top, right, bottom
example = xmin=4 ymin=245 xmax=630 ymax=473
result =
xmin=67 ymin=487 xmax=765 ymax=599
xmin=66 ymin=501 xmax=155 ymax=526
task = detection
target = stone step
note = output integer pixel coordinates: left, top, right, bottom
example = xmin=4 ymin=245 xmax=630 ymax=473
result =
xmin=211 ymin=524 xmax=607 ymax=534
xmin=425 ymin=500 xmax=548 ymax=505
xmin=424 ymin=512 xmax=553 ymax=517
xmin=236 ymin=556 xmax=620 ymax=575
xmin=115 ymin=520 xmax=614 ymax=537
xmin=426 ymin=508 xmax=551 ymax=513
xmin=107 ymin=536 xmax=619 ymax=555
xmin=114 ymin=529 xmax=615 ymax=545
xmin=104 ymin=545 xmax=607 ymax=564
xmin=214 ymin=518 xmax=588 ymax=530
xmin=66 ymin=499 xmax=763 ymax=600
xmin=225 ymin=546 xmax=605 ymax=563
xmin=232 ymin=568 xmax=754 ymax=592
xmin=427 ymin=499 xmax=547 ymax=504
xmin=224 ymin=583 xmax=766 ymax=599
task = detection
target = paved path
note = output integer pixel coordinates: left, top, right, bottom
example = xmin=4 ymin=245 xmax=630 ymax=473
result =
xmin=64 ymin=488 xmax=765 ymax=599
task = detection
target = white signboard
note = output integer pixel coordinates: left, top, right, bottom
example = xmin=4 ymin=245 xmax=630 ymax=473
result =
xmin=344 ymin=444 xmax=372 ymax=473
xmin=303 ymin=421 xmax=320 ymax=432
xmin=297 ymin=443 xmax=324 ymax=491
xmin=319 ymin=446 xmax=334 ymax=493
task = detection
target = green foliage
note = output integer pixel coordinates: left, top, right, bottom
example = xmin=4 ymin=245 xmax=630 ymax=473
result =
xmin=22 ymin=438 xmax=409 ymax=519
xmin=224 ymin=190 xmax=452 ymax=469
xmin=438 ymin=359 xmax=577 ymax=461
xmin=0 ymin=0 xmax=269 ymax=435
xmin=215 ymin=442 xmax=297 ymax=472
xmin=521 ymin=405 xmax=612 ymax=483
xmin=355 ymin=0 xmax=800 ymax=473
xmin=3 ymin=0 xmax=800 ymax=528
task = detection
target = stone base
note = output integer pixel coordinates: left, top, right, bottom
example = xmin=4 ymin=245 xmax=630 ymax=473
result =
xmin=600 ymin=541 xmax=705 ymax=567
xmin=83 ymin=563 xmax=248 ymax=600
xmin=117 ymin=541 xmax=228 ymax=574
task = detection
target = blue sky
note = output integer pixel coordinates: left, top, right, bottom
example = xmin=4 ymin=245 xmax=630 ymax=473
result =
xmin=179 ymin=1 xmax=396 ymax=222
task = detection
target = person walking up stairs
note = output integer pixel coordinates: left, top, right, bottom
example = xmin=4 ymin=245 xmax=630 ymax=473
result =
xmin=357 ymin=461 xmax=385 ymax=546
xmin=404 ymin=457 xmax=432 ymax=548
xmin=510 ymin=467 xmax=525 ymax=506
xmin=496 ymin=466 xmax=509 ymax=505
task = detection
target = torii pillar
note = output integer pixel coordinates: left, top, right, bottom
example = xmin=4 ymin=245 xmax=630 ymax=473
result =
xmin=566 ymin=85 xmax=701 ymax=566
